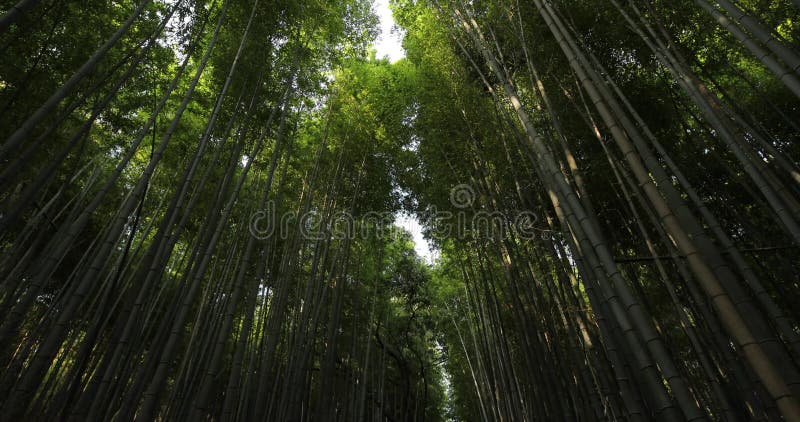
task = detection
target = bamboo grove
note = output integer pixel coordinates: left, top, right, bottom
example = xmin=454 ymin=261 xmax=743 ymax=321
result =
xmin=1 ymin=0 xmax=800 ymax=420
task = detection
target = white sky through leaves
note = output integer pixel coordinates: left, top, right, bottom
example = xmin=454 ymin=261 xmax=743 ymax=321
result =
xmin=373 ymin=0 xmax=405 ymax=62
xmin=371 ymin=1 xmax=435 ymax=262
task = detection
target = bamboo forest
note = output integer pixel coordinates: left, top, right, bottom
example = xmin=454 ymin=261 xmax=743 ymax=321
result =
xmin=4 ymin=0 xmax=800 ymax=420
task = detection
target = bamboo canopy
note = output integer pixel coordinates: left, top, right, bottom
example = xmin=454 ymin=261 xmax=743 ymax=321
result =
xmin=1 ymin=0 xmax=799 ymax=420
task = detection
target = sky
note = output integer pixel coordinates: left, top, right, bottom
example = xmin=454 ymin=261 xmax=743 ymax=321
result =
xmin=371 ymin=1 xmax=436 ymax=263
xmin=396 ymin=212 xmax=438 ymax=264
xmin=372 ymin=0 xmax=405 ymax=63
